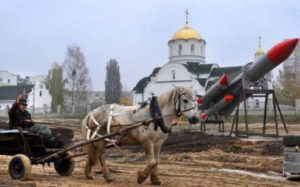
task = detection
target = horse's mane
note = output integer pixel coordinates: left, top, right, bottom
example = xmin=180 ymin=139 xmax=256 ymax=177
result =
xmin=158 ymin=86 xmax=193 ymax=109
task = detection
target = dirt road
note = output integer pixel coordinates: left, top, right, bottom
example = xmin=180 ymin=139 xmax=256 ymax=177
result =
xmin=0 ymin=122 xmax=300 ymax=186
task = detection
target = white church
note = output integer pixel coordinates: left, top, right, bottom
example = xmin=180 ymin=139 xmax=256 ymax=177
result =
xmin=133 ymin=11 xmax=272 ymax=108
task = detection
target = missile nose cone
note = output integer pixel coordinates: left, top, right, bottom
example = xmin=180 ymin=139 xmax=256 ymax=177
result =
xmin=201 ymin=113 xmax=207 ymax=120
xmin=219 ymin=75 xmax=228 ymax=86
xmin=224 ymin=94 xmax=234 ymax=102
xmin=197 ymin=97 xmax=202 ymax=104
xmin=268 ymin=38 xmax=299 ymax=64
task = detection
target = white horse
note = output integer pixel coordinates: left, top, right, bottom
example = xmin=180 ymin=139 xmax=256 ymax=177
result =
xmin=81 ymin=86 xmax=199 ymax=185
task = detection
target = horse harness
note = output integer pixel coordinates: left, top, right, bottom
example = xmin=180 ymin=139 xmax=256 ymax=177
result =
xmin=84 ymin=104 xmax=119 ymax=148
xmin=84 ymin=92 xmax=196 ymax=143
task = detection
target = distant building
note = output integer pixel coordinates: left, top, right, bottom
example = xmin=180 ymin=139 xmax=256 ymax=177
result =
xmin=283 ymin=39 xmax=300 ymax=86
xmin=0 ymin=70 xmax=18 ymax=86
xmin=0 ymin=70 xmax=52 ymax=115
xmin=64 ymin=90 xmax=133 ymax=106
xmin=0 ymin=82 xmax=52 ymax=114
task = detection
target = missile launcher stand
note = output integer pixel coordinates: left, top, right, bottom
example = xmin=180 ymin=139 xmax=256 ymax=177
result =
xmin=230 ymin=66 xmax=288 ymax=138
xmin=200 ymin=114 xmax=224 ymax=132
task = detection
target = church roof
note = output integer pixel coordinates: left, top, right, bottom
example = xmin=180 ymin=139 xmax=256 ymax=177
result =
xmin=196 ymin=78 xmax=207 ymax=87
xmin=151 ymin=67 xmax=161 ymax=77
xmin=0 ymin=85 xmax=34 ymax=101
xmin=209 ymin=66 xmax=242 ymax=77
xmin=133 ymin=64 xmax=243 ymax=94
xmin=183 ymin=62 xmax=215 ymax=75
xmin=133 ymin=67 xmax=161 ymax=93
xmin=133 ymin=76 xmax=151 ymax=93
xmin=172 ymin=23 xmax=201 ymax=40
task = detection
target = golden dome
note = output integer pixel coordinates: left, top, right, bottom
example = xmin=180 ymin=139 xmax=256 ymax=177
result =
xmin=172 ymin=22 xmax=201 ymax=40
xmin=256 ymin=47 xmax=264 ymax=55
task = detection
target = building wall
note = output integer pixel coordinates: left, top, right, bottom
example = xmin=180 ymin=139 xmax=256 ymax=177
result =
xmin=0 ymin=100 xmax=14 ymax=111
xmin=168 ymin=39 xmax=206 ymax=63
xmin=27 ymin=81 xmax=52 ymax=112
xmin=0 ymin=70 xmax=18 ymax=86
xmin=283 ymin=39 xmax=300 ymax=86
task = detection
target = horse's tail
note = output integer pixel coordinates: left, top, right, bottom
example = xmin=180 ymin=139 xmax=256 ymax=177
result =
xmin=82 ymin=113 xmax=98 ymax=166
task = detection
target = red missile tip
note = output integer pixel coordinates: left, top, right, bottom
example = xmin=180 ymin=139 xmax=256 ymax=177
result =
xmin=219 ymin=75 xmax=228 ymax=86
xmin=201 ymin=113 xmax=207 ymax=120
xmin=224 ymin=94 xmax=234 ymax=102
xmin=197 ymin=97 xmax=202 ymax=104
xmin=268 ymin=38 xmax=299 ymax=64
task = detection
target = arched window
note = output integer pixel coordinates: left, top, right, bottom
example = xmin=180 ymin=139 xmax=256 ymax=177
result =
xmin=172 ymin=70 xmax=175 ymax=80
xmin=191 ymin=44 xmax=195 ymax=55
xmin=178 ymin=44 xmax=182 ymax=56
xmin=200 ymin=45 xmax=203 ymax=56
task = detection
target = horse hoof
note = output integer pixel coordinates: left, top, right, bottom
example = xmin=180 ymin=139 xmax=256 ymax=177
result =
xmin=137 ymin=171 xmax=147 ymax=184
xmin=152 ymin=181 xmax=161 ymax=186
xmin=151 ymin=175 xmax=161 ymax=185
xmin=86 ymin=175 xmax=93 ymax=180
xmin=105 ymin=177 xmax=114 ymax=183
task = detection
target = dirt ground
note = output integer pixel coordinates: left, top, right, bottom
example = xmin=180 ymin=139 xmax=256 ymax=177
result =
xmin=1 ymin=120 xmax=300 ymax=187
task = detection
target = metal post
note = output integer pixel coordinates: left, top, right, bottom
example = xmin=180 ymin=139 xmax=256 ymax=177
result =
xmin=242 ymin=90 xmax=249 ymax=138
xmin=272 ymin=93 xmax=279 ymax=136
xmin=230 ymin=109 xmax=237 ymax=136
xmin=263 ymin=93 xmax=268 ymax=136
xmin=235 ymin=98 xmax=240 ymax=137
xmin=274 ymin=93 xmax=288 ymax=133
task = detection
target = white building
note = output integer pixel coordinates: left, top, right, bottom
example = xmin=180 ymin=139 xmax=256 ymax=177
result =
xmin=27 ymin=81 xmax=52 ymax=113
xmin=0 ymin=72 xmax=52 ymax=115
xmin=133 ymin=11 xmax=242 ymax=105
xmin=0 ymin=70 xmax=18 ymax=86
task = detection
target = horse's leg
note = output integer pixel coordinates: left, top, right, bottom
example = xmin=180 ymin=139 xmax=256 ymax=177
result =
xmin=137 ymin=141 xmax=157 ymax=184
xmin=84 ymin=143 xmax=98 ymax=179
xmin=96 ymin=140 xmax=113 ymax=183
xmin=150 ymin=140 xmax=164 ymax=185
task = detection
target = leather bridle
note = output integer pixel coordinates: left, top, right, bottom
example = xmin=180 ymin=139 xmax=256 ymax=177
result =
xmin=173 ymin=92 xmax=196 ymax=117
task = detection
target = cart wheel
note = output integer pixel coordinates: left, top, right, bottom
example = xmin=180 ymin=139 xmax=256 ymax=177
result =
xmin=8 ymin=154 xmax=31 ymax=180
xmin=54 ymin=155 xmax=74 ymax=176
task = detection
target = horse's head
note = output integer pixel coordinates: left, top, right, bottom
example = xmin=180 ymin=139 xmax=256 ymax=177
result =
xmin=173 ymin=86 xmax=199 ymax=124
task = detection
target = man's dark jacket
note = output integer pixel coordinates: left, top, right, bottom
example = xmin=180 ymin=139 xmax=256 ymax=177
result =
xmin=8 ymin=102 xmax=34 ymax=129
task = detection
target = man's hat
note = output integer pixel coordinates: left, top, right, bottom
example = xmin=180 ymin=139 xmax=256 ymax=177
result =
xmin=20 ymin=99 xmax=27 ymax=106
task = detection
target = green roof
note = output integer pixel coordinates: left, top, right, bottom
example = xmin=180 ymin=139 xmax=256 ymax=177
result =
xmin=133 ymin=67 xmax=161 ymax=93
xmin=133 ymin=64 xmax=242 ymax=93
xmin=196 ymin=78 xmax=207 ymax=87
xmin=133 ymin=76 xmax=150 ymax=93
xmin=183 ymin=62 xmax=215 ymax=75
xmin=0 ymin=85 xmax=34 ymax=100
xmin=150 ymin=67 xmax=161 ymax=77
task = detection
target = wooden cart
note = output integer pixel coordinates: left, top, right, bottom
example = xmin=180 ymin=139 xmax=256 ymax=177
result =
xmin=0 ymin=128 xmax=75 ymax=180
xmin=0 ymin=119 xmax=158 ymax=181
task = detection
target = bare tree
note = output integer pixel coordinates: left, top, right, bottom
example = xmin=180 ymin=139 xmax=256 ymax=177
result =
xmin=63 ymin=45 xmax=91 ymax=107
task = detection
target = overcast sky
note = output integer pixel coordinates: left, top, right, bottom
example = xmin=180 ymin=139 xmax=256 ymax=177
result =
xmin=0 ymin=0 xmax=299 ymax=91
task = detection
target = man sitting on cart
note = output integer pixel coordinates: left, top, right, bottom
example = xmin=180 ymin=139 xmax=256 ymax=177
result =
xmin=8 ymin=93 xmax=62 ymax=148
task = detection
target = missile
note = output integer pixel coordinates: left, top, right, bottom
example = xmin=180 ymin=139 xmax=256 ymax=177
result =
xmin=201 ymin=94 xmax=234 ymax=120
xmin=200 ymin=38 xmax=299 ymax=119
xmin=199 ymin=74 xmax=229 ymax=106
xmin=245 ymin=38 xmax=299 ymax=82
